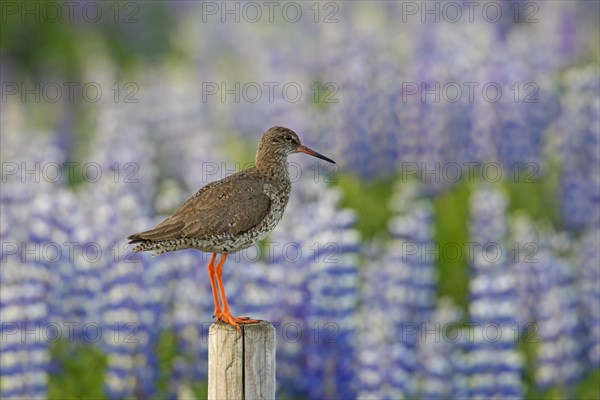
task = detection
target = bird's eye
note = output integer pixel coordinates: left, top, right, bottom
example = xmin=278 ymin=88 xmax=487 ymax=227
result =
xmin=285 ymin=135 xmax=293 ymax=142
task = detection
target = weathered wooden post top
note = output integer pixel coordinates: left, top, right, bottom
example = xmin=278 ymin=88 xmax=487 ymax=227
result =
xmin=208 ymin=321 xmax=276 ymax=400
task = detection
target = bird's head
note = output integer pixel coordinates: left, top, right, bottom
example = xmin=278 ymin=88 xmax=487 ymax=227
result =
xmin=256 ymin=126 xmax=335 ymax=165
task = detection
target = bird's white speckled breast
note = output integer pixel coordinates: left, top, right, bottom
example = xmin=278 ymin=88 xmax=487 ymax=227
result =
xmin=194 ymin=180 xmax=291 ymax=254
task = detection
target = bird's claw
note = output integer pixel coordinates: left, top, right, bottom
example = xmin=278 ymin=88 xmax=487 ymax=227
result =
xmin=215 ymin=311 xmax=259 ymax=332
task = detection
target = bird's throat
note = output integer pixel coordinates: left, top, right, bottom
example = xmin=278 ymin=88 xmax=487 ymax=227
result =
xmin=256 ymin=155 xmax=290 ymax=181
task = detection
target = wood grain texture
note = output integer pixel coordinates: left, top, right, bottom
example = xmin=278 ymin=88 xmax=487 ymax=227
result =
xmin=208 ymin=321 xmax=275 ymax=400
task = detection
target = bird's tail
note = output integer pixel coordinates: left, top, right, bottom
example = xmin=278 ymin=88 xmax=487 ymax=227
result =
xmin=127 ymin=232 xmax=158 ymax=253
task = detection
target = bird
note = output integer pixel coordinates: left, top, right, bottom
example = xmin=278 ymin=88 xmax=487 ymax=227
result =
xmin=128 ymin=126 xmax=335 ymax=330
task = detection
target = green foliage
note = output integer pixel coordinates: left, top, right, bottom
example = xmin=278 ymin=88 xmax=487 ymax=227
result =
xmin=47 ymin=329 xmax=184 ymax=399
xmin=191 ymin=381 xmax=209 ymax=400
xmin=575 ymin=369 xmax=600 ymax=400
xmin=433 ymin=179 xmax=472 ymax=313
xmin=307 ymin=81 xmax=340 ymax=110
xmin=504 ymin=164 xmax=561 ymax=228
xmin=0 ymin=0 xmax=176 ymax=78
xmin=155 ymin=330 xmax=178 ymax=396
xmin=0 ymin=0 xmax=81 ymax=77
xmin=48 ymin=340 xmax=107 ymax=400
xmin=525 ymin=369 xmax=600 ymax=400
xmin=337 ymin=174 xmax=395 ymax=241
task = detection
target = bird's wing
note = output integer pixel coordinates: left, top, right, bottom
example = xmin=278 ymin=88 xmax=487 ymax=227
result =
xmin=128 ymin=177 xmax=271 ymax=243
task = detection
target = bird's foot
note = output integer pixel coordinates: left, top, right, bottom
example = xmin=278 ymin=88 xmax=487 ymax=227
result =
xmin=215 ymin=311 xmax=259 ymax=332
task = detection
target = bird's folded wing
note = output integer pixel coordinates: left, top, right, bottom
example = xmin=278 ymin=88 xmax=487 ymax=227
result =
xmin=128 ymin=179 xmax=271 ymax=243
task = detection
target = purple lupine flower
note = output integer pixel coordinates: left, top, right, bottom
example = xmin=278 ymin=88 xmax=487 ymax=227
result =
xmin=397 ymin=21 xmax=535 ymax=193
xmin=304 ymin=208 xmax=360 ymax=399
xmin=0 ymin=128 xmax=68 ymax=244
xmin=388 ymin=182 xmax=437 ymax=326
xmin=86 ymin=104 xmax=158 ymax=213
xmin=578 ymin=228 xmax=600 ymax=367
xmin=534 ymin=246 xmax=588 ymax=389
xmin=356 ymin=243 xmax=396 ymax=400
xmin=326 ymin=31 xmax=402 ymax=180
xmin=395 ymin=15 xmax=565 ymax=191
xmin=398 ymin=24 xmax=480 ymax=193
xmin=0 ymin=256 xmax=51 ymax=399
xmin=230 ymin=178 xmax=360 ymax=399
xmin=558 ymin=65 xmax=600 ymax=231
xmin=416 ymin=298 xmax=466 ymax=400
xmin=467 ymin=184 xmax=524 ymax=399
xmin=170 ymin=250 xmax=215 ymax=388
xmin=101 ymin=260 xmax=146 ymax=398
xmin=509 ymin=196 xmax=589 ymax=389
xmin=97 ymin=250 xmax=159 ymax=400
xmin=357 ymin=181 xmax=437 ymax=398
xmin=457 ymin=28 xmax=560 ymax=180
xmin=389 ymin=181 xmax=437 ymax=397
xmin=0 ymin=128 xmax=70 ymax=399
xmin=510 ymin=213 xmax=542 ymax=330
xmin=491 ymin=55 xmax=558 ymax=177
xmin=0 ymin=141 xmax=69 ymax=394
xmin=67 ymin=100 xmax=160 ymax=397
xmin=510 ymin=2 xmax=594 ymax=71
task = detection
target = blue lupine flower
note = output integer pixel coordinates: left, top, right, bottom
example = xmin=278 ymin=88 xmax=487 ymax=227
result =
xmin=304 ymin=207 xmax=360 ymax=399
xmin=398 ymin=23 xmax=488 ymax=192
xmin=101 ymin=260 xmax=145 ymax=398
xmin=511 ymin=2 xmax=594 ymax=71
xmin=355 ymin=243 xmax=393 ymax=400
xmin=357 ymin=181 xmax=437 ymax=399
xmin=509 ymin=206 xmax=590 ymax=389
xmin=231 ymin=178 xmax=361 ymax=399
xmin=388 ymin=181 xmax=437 ymax=327
xmin=558 ymin=65 xmax=600 ymax=230
xmin=578 ymin=228 xmax=600 ymax=367
xmin=510 ymin=213 xmax=542 ymax=330
xmin=170 ymin=250 xmax=215 ymax=387
xmin=0 ymin=129 xmax=69 ymax=399
xmin=416 ymin=298 xmax=466 ymax=400
xmin=315 ymin=22 xmax=404 ymax=179
xmin=491 ymin=55 xmax=558 ymax=177
xmin=72 ymin=101 xmax=158 ymax=397
xmin=467 ymin=184 xmax=524 ymax=399
xmin=534 ymin=247 xmax=588 ymax=389
xmin=0 ymin=256 xmax=51 ymax=399
xmin=394 ymin=18 xmax=557 ymax=191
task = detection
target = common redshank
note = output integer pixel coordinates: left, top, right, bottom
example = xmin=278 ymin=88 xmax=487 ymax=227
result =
xmin=128 ymin=126 xmax=335 ymax=330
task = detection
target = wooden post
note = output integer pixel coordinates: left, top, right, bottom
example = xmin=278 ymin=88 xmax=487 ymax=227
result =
xmin=208 ymin=321 xmax=276 ymax=400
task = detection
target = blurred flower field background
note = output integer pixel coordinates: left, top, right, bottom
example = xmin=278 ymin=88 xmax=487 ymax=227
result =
xmin=1 ymin=1 xmax=599 ymax=399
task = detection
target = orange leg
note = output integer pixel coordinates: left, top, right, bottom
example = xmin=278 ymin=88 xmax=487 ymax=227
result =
xmin=206 ymin=253 xmax=221 ymax=316
xmin=213 ymin=253 xmax=259 ymax=331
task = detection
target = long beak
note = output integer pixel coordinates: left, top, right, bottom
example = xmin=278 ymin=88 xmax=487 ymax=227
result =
xmin=297 ymin=145 xmax=336 ymax=164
